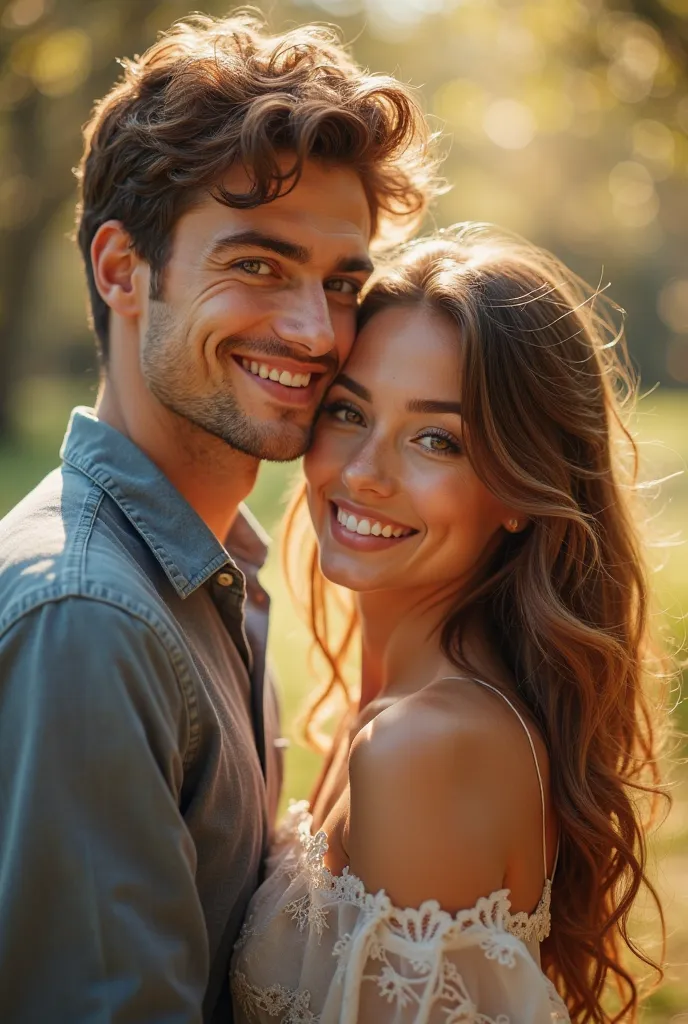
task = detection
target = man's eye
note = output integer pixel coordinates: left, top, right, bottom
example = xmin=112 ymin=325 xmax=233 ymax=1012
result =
xmin=235 ymin=259 xmax=273 ymax=276
xmin=325 ymin=279 xmax=359 ymax=295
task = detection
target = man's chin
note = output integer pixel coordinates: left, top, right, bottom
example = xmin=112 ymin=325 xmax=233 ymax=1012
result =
xmin=250 ymin=427 xmax=310 ymax=463
xmin=220 ymin=420 xmax=311 ymax=463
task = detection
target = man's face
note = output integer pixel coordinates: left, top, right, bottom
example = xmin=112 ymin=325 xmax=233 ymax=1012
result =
xmin=140 ymin=159 xmax=373 ymax=461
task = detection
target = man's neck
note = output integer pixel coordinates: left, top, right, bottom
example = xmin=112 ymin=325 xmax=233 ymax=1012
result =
xmin=96 ymin=381 xmax=260 ymax=544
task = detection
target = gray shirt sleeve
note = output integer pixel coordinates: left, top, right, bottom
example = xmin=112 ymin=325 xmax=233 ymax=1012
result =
xmin=0 ymin=597 xmax=208 ymax=1022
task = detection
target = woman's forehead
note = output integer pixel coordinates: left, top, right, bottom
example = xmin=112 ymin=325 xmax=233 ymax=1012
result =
xmin=348 ymin=304 xmax=463 ymax=385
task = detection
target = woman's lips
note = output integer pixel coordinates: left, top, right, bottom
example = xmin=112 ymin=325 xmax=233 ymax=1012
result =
xmin=327 ymin=500 xmax=418 ymax=551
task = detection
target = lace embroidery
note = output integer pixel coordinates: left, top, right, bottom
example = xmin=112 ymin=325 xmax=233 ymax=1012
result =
xmin=330 ymin=912 xmax=526 ymax=1021
xmin=233 ymin=965 xmax=567 ymax=1024
xmin=233 ymin=971 xmax=321 ymax=1023
xmin=234 ymin=914 xmax=257 ymax=955
xmin=544 ymin=978 xmax=571 ymax=1021
xmin=283 ymin=893 xmax=330 ymax=937
xmin=231 ymin=803 xmax=565 ymax=1022
xmin=287 ymin=800 xmax=551 ymax=945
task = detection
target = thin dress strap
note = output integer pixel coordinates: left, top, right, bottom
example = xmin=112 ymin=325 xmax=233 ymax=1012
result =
xmin=442 ymin=676 xmax=556 ymax=883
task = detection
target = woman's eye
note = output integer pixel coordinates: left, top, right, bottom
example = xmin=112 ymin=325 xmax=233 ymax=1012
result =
xmin=325 ymin=279 xmax=359 ymax=295
xmin=324 ymin=402 xmax=364 ymax=425
xmin=416 ymin=434 xmax=459 ymax=454
xmin=335 ymin=407 xmax=363 ymax=424
xmin=235 ymin=259 xmax=273 ymax=276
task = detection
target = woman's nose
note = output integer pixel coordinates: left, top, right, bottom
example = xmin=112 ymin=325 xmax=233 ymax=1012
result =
xmin=341 ymin=440 xmax=395 ymax=498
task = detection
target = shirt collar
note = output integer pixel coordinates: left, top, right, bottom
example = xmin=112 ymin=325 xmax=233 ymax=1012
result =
xmin=61 ymin=407 xmax=268 ymax=598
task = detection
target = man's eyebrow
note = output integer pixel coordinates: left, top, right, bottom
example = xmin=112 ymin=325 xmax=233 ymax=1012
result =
xmin=205 ymin=230 xmax=311 ymax=264
xmin=205 ymin=231 xmax=373 ymax=274
xmin=406 ymin=399 xmax=463 ymax=415
xmin=333 ymin=373 xmax=372 ymax=402
xmin=333 ymin=255 xmax=375 ymax=274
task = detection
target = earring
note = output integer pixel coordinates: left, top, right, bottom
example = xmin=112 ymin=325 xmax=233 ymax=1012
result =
xmin=506 ymin=518 xmax=519 ymax=532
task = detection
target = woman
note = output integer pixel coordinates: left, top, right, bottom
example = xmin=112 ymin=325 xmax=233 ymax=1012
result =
xmin=231 ymin=225 xmax=668 ymax=1023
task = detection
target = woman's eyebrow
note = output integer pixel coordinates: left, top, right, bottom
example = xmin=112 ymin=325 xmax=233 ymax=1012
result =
xmin=332 ymin=375 xmax=462 ymax=415
xmin=333 ymin=373 xmax=371 ymax=401
xmin=406 ymin=398 xmax=463 ymax=414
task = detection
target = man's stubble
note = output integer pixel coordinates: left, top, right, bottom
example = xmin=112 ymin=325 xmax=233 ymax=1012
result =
xmin=140 ymin=299 xmax=321 ymax=463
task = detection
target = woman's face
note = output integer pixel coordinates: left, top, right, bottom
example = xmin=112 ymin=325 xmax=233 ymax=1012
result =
xmin=304 ymin=304 xmax=516 ymax=595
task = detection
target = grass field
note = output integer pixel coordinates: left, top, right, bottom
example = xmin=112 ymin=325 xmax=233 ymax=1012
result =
xmin=1 ymin=377 xmax=687 ymax=1020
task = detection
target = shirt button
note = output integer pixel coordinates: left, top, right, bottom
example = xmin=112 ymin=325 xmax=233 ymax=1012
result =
xmin=217 ymin=572 xmax=234 ymax=587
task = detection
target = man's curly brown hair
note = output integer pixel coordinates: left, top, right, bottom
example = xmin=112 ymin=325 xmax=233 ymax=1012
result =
xmin=75 ymin=11 xmax=442 ymax=359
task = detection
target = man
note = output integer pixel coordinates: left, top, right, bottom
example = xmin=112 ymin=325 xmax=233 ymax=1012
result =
xmin=0 ymin=12 xmax=437 ymax=1024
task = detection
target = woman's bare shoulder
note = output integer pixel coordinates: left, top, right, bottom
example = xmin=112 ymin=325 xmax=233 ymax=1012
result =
xmin=351 ymin=675 xmax=549 ymax=779
xmin=346 ymin=677 xmax=552 ymax=913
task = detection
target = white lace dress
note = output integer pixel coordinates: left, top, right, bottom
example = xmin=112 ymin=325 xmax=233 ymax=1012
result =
xmin=231 ymin=681 xmax=571 ymax=1024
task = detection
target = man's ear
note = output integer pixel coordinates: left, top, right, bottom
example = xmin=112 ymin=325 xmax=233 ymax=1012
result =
xmin=90 ymin=220 xmax=146 ymax=320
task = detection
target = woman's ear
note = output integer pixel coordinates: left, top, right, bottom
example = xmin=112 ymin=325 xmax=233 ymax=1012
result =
xmin=503 ymin=516 xmax=528 ymax=534
xmin=90 ymin=220 xmax=146 ymax=320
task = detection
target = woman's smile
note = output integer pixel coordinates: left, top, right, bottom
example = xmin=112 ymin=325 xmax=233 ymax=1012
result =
xmin=328 ymin=498 xmax=419 ymax=551
xmin=305 ymin=303 xmax=511 ymax=595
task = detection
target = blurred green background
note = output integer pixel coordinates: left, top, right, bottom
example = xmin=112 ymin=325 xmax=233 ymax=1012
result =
xmin=1 ymin=0 xmax=687 ymax=1018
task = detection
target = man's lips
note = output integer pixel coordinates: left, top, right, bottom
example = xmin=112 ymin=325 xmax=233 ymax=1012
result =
xmin=232 ymin=353 xmax=331 ymax=378
xmin=233 ymin=355 xmax=327 ymax=406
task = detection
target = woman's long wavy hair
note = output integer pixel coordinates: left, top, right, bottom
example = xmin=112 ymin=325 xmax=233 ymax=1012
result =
xmin=282 ymin=224 xmax=670 ymax=1023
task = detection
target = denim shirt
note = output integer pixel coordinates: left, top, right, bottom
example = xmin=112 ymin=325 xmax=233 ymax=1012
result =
xmin=0 ymin=407 xmax=282 ymax=1024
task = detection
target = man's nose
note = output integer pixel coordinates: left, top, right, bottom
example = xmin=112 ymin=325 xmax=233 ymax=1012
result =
xmin=273 ymin=283 xmax=337 ymax=357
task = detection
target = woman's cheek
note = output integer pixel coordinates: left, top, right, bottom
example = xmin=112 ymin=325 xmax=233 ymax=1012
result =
xmin=306 ymin=426 xmax=349 ymax=480
xmin=303 ymin=431 xmax=330 ymax=489
xmin=304 ymin=432 xmax=342 ymax=526
xmin=405 ymin=462 xmax=460 ymax=525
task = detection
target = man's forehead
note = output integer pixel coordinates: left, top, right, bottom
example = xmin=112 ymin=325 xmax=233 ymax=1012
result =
xmin=217 ymin=159 xmax=372 ymax=248
xmin=187 ymin=207 xmax=372 ymax=273
xmin=226 ymin=204 xmax=370 ymax=249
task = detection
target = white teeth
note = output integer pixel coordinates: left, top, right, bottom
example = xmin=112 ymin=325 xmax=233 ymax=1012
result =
xmin=336 ymin=506 xmax=409 ymax=539
xmin=244 ymin=361 xmax=311 ymax=387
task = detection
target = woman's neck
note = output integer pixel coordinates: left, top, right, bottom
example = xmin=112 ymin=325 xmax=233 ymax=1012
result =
xmin=356 ymin=584 xmax=461 ymax=709
xmin=356 ymin=584 xmax=507 ymax=712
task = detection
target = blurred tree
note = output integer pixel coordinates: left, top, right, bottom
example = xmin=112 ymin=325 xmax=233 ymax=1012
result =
xmin=633 ymin=0 xmax=688 ymax=59
xmin=0 ymin=0 xmax=182 ymax=438
xmin=0 ymin=0 xmax=687 ymax=440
